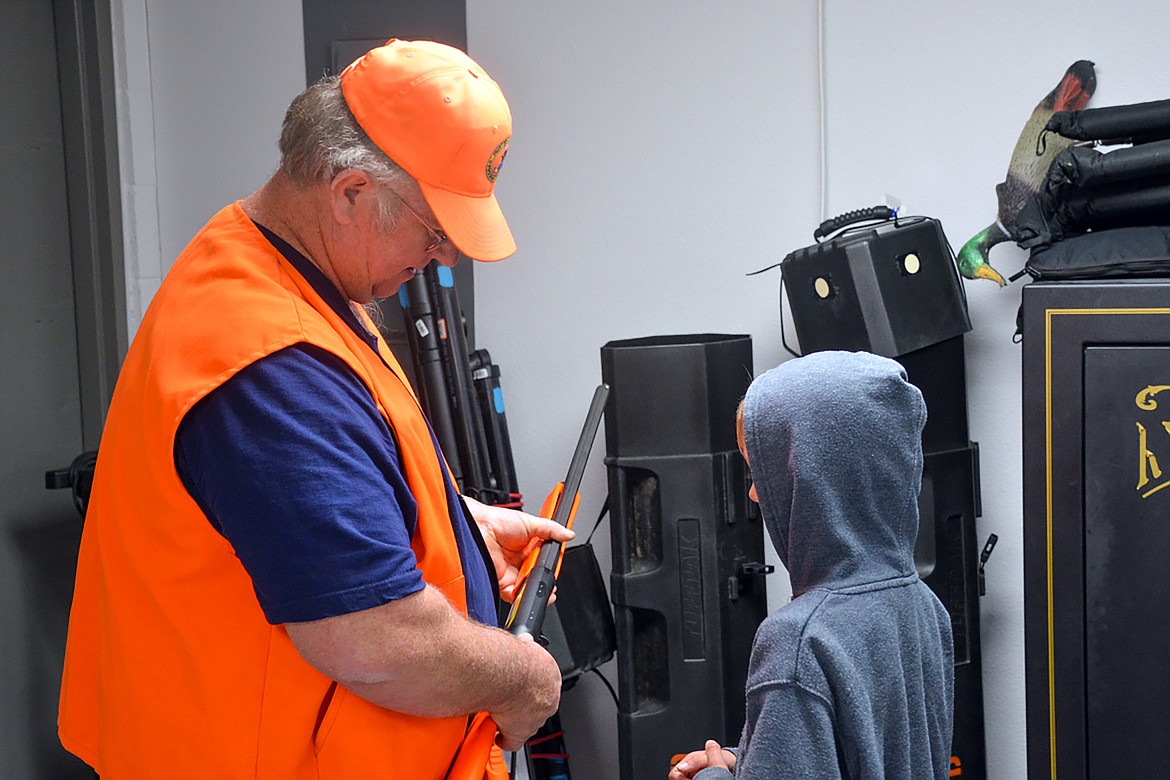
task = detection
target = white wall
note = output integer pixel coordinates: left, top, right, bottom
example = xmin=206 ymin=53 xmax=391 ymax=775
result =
xmin=469 ymin=2 xmax=1170 ymax=779
xmin=111 ymin=1 xmax=1170 ymax=778
xmin=466 ymin=5 xmax=817 ymax=777
xmin=112 ymin=0 xmax=304 ymax=333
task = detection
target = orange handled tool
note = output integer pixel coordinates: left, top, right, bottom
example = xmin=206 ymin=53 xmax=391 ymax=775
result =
xmin=446 ymin=384 xmax=609 ymax=780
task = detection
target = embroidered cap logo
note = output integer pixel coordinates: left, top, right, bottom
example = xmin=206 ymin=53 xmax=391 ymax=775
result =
xmin=486 ymin=138 xmax=509 ymax=183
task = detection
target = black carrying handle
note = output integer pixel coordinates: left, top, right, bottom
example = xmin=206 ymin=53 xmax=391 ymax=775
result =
xmin=813 ymin=205 xmax=895 ymax=242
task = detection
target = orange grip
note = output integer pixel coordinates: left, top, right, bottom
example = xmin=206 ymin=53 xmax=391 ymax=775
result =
xmin=486 ymin=745 xmax=509 ymax=780
xmin=448 ymin=711 xmax=499 ymax=780
xmin=538 ymin=481 xmax=565 ymax=520
xmin=514 ymin=482 xmax=565 ymax=585
xmin=445 ymin=712 xmax=512 ymax=780
xmin=513 ymin=483 xmax=580 ymax=594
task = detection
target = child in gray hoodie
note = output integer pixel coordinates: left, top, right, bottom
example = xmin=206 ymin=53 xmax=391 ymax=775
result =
xmin=670 ymin=350 xmax=954 ymax=779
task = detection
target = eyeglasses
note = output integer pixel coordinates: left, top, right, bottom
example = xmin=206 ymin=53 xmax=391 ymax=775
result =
xmin=384 ymin=187 xmax=449 ymax=253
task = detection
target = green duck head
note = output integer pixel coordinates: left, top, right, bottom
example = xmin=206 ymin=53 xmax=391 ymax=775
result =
xmin=956 ymin=223 xmax=1008 ymax=286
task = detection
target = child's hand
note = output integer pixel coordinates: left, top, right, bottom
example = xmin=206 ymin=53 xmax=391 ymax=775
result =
xmin=668 ymin=740 xmax=736 ymax=778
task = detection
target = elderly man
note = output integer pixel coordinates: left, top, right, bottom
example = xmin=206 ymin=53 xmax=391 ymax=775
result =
xmin=59 ymin=40 xmax=565 ymax=779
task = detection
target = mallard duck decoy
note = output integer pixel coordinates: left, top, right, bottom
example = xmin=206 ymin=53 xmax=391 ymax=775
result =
xmin=957 ymin=60 xmax=1096 ymax=285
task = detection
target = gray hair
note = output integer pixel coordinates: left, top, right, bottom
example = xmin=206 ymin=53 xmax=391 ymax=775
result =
xmin=278 ymin=76 xmax=411 ymax=231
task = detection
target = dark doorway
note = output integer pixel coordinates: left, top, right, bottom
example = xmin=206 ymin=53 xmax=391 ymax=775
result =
xmin=301 ymin=0 xmax=473 ymax=376
xmin=1 ymin=0 xmax=122 ymax=777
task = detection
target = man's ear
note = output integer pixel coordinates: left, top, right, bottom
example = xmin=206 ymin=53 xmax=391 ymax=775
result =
xmin=329 ymin=169 xmax=373 ymax=225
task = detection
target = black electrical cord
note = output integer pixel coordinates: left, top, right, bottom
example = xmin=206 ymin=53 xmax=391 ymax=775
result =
xmin=744 ymin=261 xmax=802 ymax=359
xmin=591 ymin=668 xmax=620 ymax=709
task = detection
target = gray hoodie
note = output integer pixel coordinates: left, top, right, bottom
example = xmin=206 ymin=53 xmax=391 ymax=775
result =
xmin=696 ymin=351 xmax=953 ymax=779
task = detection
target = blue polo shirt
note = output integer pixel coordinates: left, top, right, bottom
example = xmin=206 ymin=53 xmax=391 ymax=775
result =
xmin=174 ymin=224 xmax=498 ymax=627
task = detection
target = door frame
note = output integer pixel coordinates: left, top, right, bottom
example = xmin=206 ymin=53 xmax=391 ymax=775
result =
xmin=54 ymin=0 xmax=125 ymax=448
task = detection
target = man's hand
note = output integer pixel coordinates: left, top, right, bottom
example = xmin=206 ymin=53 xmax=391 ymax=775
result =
xmin=489 ymin=633 xmax=563 ymax=751
xmin=463 ymin=495 xmax=575 ymax=602
xmin=286 ymin=586 xmax=562 ymax=747
xmin=668 ymin=740 xmax=736 ymax=779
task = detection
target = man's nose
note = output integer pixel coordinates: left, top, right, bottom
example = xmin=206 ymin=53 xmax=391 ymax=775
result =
xmin=433 ymin=242 xmax=462 ymax=268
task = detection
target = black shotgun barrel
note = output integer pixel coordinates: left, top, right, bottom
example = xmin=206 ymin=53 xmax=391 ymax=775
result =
xmin=507 ymin=384 xmax=609 ymax=639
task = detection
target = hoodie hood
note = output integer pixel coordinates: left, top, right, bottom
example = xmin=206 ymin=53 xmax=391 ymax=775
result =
xmin=742 ymin=351 xmax=925 ymax=597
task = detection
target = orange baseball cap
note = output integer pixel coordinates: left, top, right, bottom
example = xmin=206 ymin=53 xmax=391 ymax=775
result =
xmin=340 ymin=39 xmax=515 ymax=261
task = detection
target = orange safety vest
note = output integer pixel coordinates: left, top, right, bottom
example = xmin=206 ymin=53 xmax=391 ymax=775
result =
xmin=60 ymin=202 xmax=479 ymax=778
